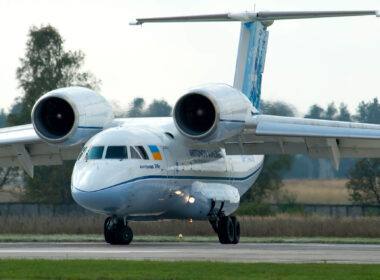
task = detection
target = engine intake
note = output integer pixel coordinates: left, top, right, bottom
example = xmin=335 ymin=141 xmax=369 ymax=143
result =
xmin=173 ymin=84 xmax=251 ymax=142
xmin=33 ymin=97 xmax=75 ymax=140
xmin=32 ymin=87 xmax=114 ymax=146
xmin=174 ymin=93 xmax=216 ymax=137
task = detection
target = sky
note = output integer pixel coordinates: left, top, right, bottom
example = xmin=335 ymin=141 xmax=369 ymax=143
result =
xmin=1 ymin=0 xmax=380 ymax=116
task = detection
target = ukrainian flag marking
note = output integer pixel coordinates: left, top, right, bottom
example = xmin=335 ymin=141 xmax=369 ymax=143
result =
xmin=148 ymin=145 xmax=162 ymax=160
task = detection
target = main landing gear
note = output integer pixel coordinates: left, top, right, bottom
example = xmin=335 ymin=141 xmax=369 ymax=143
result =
xmin=208 ymin=203 xmax=240 ymax=244
xmin=104 ymin=216 xmax=133 ymax=245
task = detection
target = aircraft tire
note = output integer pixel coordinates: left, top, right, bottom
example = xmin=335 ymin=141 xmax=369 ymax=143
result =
xmin=230 ymin=216 xmax=240 ymax=244
xmin=116 ymin=225 xmax=133 ymax=245
xmin=104 ymin=217 xmax=118 ymax=244
xmin=218 ymin=216 xmax=234 ymax=244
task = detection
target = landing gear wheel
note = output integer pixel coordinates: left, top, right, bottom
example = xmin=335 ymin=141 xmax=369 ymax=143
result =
xmin=104 ymin=217 xmax=116 ymax=244
xmin=230 ymin=216 xmax=240 ymax=244
xmin=117 ymin=225 xmax=133 ymax=245
xmin=104 ymin=216 xmax=134 ymax=245
xmin=218 ymin=216 xmax=234 ymax=244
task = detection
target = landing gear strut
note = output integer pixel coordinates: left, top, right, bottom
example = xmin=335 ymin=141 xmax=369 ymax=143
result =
xmin=208 ymin=202 xmax=240 ymax=244
xmin=104 ymin=216 xmax=133 ymax=245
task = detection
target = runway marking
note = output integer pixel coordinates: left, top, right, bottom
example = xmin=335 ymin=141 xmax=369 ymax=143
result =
xmin=1 ymin=243 xmax=380 ymax=263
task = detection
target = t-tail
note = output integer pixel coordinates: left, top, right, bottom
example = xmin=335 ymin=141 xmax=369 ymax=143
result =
xmin=131 ymin=10 xmax=379 ymax=110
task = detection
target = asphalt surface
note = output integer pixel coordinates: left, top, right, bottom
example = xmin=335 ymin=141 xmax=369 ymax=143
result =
xmin=1 ymin=242 xmax=380 ymax=263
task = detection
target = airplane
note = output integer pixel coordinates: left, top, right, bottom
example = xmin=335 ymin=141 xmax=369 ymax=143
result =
xmin=1 ymin=10 xmax=380 ymax=245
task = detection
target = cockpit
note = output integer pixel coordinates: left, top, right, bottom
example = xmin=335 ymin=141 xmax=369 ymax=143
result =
xmin=77 ymin=145 xmax=151 ymax=161
xmin=71 ymin=126 xmax=169 ymax=214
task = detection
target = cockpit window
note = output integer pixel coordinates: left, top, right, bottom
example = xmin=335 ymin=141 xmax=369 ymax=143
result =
xmin=86 ymin=146 xmax=104 ymax=160
xmin=77 ymin=146 xmax=88 ymax=161
xmin=136 ymin=146 xmax=149 ymax=160
xmin=130 ymin=147 xmax=142 ymax=159
xmin=106 ymin=146 xmax=128 ymax=159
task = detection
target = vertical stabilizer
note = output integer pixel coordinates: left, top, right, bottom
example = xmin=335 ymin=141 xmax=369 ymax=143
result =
xmin=233 ymin=22 xmax=269 ymax=110
xmin=131 ymin=10 xmax=378 ymax=111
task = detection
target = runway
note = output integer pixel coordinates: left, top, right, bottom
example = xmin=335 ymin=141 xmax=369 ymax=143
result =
xmin=1 ymin=242 xmax=380 ymax=263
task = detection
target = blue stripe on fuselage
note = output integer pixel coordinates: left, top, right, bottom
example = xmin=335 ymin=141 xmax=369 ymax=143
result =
xmin=73 ymin=163 xmax=263 ymax=193
xmin=78 ymin=126 xmax=103 ymax=129
xmin=220 ymin=119 xmax=246 ymax=123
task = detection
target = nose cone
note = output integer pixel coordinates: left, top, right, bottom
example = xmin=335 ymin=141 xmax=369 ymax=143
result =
xmin=71 ymin=161 xmax=129 ymax=214
xmin=72 ymin=161 xmax=104 ymax=192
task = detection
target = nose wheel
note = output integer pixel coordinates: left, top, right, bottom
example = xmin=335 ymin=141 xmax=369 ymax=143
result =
xmin=104 ymin=216 xmax=133 ymax=245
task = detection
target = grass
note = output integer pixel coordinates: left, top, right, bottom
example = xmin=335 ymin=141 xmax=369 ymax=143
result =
xmin=272 ymin=179 xmax=350 ymax=204
xmin=0 ymin=260 xmax=380 ymax=280
xmin=3 ymin=234 xmax=380 ymax=244
xmin=0 ymin=186 xmax=22 ymax=203
xmin=4 ymin=215 xmax=380 ymax=237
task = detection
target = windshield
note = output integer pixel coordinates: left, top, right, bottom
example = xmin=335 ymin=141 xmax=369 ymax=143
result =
xmin=77 ymin=146 xmax=88 ymax=161
xmin=130 ymin=147 xmax=142 ymax=159
xmin=105 ymin=146 xmax=128 ymax=159
xmin=136 ymin=146 xmax=149 ymax=160
xmin=86 ymin=146 xmax=104 ymax=160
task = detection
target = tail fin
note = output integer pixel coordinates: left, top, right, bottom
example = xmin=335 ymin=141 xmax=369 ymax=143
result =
xmin=131 ymin=10 xmax=378 ymax=110
xmin=233 ymin=22 xmax=269 ymax=110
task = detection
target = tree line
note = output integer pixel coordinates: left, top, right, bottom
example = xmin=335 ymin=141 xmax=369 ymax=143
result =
xmin=1 ymin=24 xmax=380 ymax=206
xmin=243 ymin=99 xmax=380 ymax=205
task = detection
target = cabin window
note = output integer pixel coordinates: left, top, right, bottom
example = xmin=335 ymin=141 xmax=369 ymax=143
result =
xmin=86 ymin=146 xmax=104 ymax=159
xmin=105 ymin=146 xmax=128 ymax=159
xmin=130 ymin=147 xmax=142 ymax=159
xmin=136 ymin=146 xmax=149 ymax=160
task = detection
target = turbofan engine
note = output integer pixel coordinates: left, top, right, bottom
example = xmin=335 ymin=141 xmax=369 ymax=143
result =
xmin=32 ymin=87 xmax=114 ymax=146
xmin=173 ymin=84 xmax=252 ymax=142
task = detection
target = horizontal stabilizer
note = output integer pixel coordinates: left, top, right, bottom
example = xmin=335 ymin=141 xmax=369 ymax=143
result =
xmin=131 ymin=10 xmax=379 ymax=25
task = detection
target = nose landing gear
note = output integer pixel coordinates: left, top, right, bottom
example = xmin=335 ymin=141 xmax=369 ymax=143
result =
xmin=104 ymin=216 xmax=133 ymax=245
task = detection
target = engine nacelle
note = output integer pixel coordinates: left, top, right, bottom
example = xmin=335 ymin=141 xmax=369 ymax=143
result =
xmin=32 ymin=87 xmax=114 ymax=146
xmin=173 ymin=84 xmax=252 ymax=142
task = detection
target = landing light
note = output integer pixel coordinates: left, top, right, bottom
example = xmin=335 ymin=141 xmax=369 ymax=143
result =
xmin=174 ymin=190 xmax=183 ymax=196
xmin=188 ymin=196 xmax=195 ymax=204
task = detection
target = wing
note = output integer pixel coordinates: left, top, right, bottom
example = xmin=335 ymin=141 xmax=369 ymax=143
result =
xmin=223 ymin=115 xmax=380 ymax=169
xmin=0 ymin=124 xmax=81 ymax=177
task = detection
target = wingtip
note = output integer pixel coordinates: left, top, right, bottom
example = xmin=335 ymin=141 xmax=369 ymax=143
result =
xmin=129 ymin=20 xmax=142 ymax=26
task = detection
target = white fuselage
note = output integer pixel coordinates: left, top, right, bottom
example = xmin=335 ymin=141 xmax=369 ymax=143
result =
xmin=71 ymin=117 xmax=264 ymax=221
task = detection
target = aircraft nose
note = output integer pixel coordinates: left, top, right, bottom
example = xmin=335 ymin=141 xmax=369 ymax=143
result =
xmin=73 ymin=160 xmax=130 ymax=190
xmin=71 ymin=185 xmax=116 ymax=213
xmin=71 ymin=161 xmax=131 ymax=214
